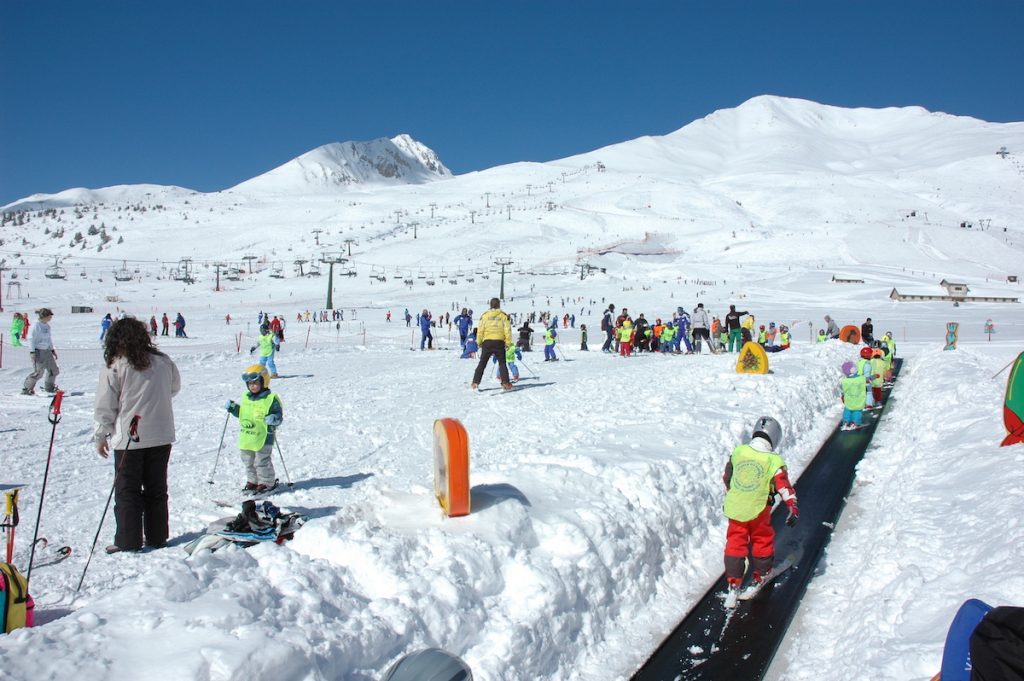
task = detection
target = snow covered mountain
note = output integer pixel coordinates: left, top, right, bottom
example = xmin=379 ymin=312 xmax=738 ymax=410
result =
xmin=228 ymin=133 xmax=452 ymax=194
xmin=1 ymin=134 xmax=451 ymax=212
xmin=1 ymin=95 xmax=1022 ymax=283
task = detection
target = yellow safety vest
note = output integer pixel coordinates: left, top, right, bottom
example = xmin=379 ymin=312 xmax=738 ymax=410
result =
xmin=724 ymin=444 xmax=784 ymax=522
xmin=238 ymin=392 xmax=277 ymax=451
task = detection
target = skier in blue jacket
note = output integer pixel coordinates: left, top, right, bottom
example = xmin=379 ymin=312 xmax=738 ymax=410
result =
xmin=419 ymin=309 xmax=433 ymax=350
xmin=674 ymin=307 xmax=693 ymax=354
xmin=453 ymin=308 xmax=473 ymax=348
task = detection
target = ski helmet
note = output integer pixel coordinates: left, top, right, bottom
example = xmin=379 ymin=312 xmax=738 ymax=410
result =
xmin=842 ymin=361 xmax=857 ymax=377
xmin=382 ymin=648 xmax=473 ymax=681
xmin=260 ymin=322 xmax=270 ymax=335
xmin=860 ymin=347 xmax=874 ymax=359
xmin=759 ymin=325 xmax=765 ymax=330
xmin=751 ymin=416 xmax=782 ymax=449
xmin=242 ymin=364 xmax=270 ymax=388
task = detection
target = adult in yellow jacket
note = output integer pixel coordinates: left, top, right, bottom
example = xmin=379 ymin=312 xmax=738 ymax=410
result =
xmin=471 ymin=298 xmax=513 ymax=390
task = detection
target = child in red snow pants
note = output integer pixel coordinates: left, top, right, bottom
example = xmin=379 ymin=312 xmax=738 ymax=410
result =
xmin=724 ymin=504 xmax=774 ymax=584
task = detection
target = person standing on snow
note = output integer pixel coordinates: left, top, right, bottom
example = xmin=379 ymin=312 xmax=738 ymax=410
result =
xmin=543 ymin=326 xmax=558 ymax=361
xmin=94 ymin=317 xmax=181 ymax=553
xmin=453 ymin=308 xmax=473 ymax=349
xmin=225 ymin=365 xmax=282 ymax=495
xmin=161 ymin=313 xmax=170 ymax=336
xmin=725 ymin=304 xmax=748 ymax=353
xmin=691 ymin=303 xmax=710 ymax=353
xmin=722 ymin=416 xmax=798 ymax=596
xmin=471 ymin=298 xmax=513 ymax=390
xmin=22 ymin=308 xmax=59 ymax=395
xmin=9 ymin=312 xmax=25 ymax=347
xmin=517 ymin=321 xmax=534 ymax=352
xmin=601 ymin=304 xmax=616 ymax=353
xmin=250 ymin=323 xmax=281 ymax=378
xmin=419 ymin=309 xmax=433 ymax=350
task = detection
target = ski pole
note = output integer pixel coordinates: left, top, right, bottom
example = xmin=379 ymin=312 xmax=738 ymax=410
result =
xmin=207 ymin=410 xmax=232 ymax=484
xmin=518 ymin=357 xmax=539 ymax=378
xmin=273 ymin=438 xmax=294 ymax=488
xmin=3 ymin=488 xmax=19 ymax=564
xmin=26 ymin=391 xmax=64 ymax=584
xmin=76 ymin=415 xmax=140 ymax=599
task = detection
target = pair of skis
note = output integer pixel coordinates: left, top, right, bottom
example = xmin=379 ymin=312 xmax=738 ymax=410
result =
xmin=723 ymin=551 xmax=799 ymax=609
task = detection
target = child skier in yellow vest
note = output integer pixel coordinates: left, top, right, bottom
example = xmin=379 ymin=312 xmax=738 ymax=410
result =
xmin=225 ymin=365 xmax=283 ymax=494
xmin=722 ymin=416 xmax=799 ymax=599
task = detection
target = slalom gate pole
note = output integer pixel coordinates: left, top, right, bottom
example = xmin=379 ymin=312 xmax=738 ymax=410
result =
xmin=26 ymin=391 xmax=64 ymax=584
xmin=75 ymin=415 xmax=140 ymax=599
xmin=273 ymin=438 xmax=294 ymax=487
xmin=207 ymin=410 xmax=232 ymax=484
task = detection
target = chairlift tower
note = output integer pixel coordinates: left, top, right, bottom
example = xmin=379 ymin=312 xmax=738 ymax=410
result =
xmin=320 ymin=252 xmax=348 ymax=309
xmin=213 ymin=262 xmax=228 ymax=291
xmin=242 ymin=254 xmax=257 ymax=274
xmin=343 ymin=238 xmax=357 ymax=256
xmin=312 ymin=229 xmax=323 ymax=246
xmin=494 ymin=257 xmax=514 ymax=301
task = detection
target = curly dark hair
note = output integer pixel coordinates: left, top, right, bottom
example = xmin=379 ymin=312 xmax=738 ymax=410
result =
xmin=103 ymin=317 xmax=163 ymax=370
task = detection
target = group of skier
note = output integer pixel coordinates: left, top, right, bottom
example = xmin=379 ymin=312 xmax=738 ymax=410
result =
xmin=596 ymin=302 xmax=794 ymax=356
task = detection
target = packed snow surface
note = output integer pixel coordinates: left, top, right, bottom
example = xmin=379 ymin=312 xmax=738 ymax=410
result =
xmin=1 ymin=96 xmax=1023 ymax=680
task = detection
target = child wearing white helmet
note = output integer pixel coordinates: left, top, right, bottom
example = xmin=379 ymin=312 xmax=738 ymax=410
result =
xmin=722 ymin=416 xmax=799 ymax=600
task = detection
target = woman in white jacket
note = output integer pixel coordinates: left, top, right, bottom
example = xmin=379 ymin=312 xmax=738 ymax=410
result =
xmin=94 ymin=317 xmax=181 ymax=553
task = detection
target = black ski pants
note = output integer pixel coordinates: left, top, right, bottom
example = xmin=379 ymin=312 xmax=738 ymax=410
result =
xmin=602 ymin=327 xmax=614 ymax=352
xmin=113 ymin=444 xmax=171 ymax=549
xmin=473 ymin=340 xmax=509 ymax=385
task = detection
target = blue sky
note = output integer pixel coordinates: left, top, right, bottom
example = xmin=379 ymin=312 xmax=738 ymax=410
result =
xmin=1 ymin=1 xmax=1021 ymax=205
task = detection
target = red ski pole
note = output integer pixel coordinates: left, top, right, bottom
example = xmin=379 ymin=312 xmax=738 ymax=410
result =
xmin=75 ymin=414 xmax=140 ymax=598
xmin=25 ymin=390 xmax=64 ymax=584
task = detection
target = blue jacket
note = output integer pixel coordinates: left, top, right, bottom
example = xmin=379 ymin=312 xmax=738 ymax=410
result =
xmin=454 ymin=313 xmax=472 ymax=335
xmin=419 ymin=314 xmax=432 ymax=333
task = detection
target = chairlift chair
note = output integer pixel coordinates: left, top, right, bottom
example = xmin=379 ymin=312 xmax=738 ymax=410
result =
xmin=114 ymin=261 xmax=133 ymax=282
xmin=44 ymin=258 xmax=67 ymax=280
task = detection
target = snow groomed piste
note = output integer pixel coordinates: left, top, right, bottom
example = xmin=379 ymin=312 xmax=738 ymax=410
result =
xmin=632 ymin=359 xmax=904 ymax=681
